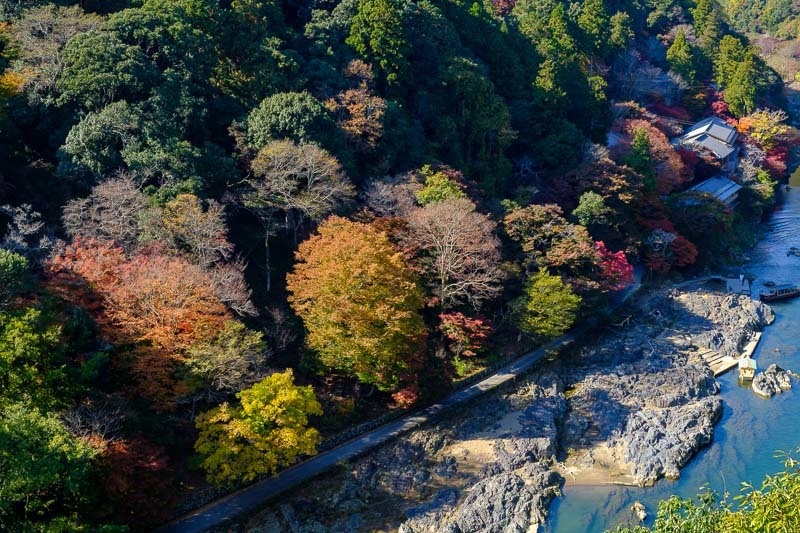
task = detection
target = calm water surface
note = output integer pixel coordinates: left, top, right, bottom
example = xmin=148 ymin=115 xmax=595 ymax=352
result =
xmin=547 ymin=176 xmax=800 ymax=532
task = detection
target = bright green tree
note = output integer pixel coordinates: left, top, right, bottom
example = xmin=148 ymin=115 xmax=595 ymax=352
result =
xmin=287 ymin=217 xmax=427 ymax=391
xmin=0 ymin=403 xmax=96 ymax=525
xmin=194 ymin=370 xmax=322 ymax=486
xmin=415 ymin=165 xmax=467 ymax=206
xmin=0 ymin=251 xmax=31 ymax=307
xmin=0 ymin=308 xmax=66 ymax=409
xmin=512 ymin=270 xmax=582 ymax=340
xmin=666 ymin=30 xmax=696 ymax=83
xmin=572 ymin=191 xmax=611 ymax=227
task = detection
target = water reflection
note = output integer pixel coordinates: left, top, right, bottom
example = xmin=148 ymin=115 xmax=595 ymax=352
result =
xmin=547 ymin=180 xmax=800 ymax=532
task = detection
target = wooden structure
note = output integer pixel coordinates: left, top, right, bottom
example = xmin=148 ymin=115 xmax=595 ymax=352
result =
xmin=678 ymin=116 xmax=739 ymax=175
xmin=694 ymin=332 xmax=763 ymax=377
xmin=690 ymin=176 xmax=743 ymax=208
xmin=724 ymin=276 xmax=751 ymax=296
xmin=738 ymin=357 xmax=757 ymax=381
xmin=759 ymin=284 xmax=800 ymax=302
xmin=697 ymin=348 xmax=738 ymax=376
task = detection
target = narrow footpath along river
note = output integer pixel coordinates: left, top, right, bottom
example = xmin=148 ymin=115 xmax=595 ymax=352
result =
xmin=547 ymin=176 xmax=800 ymax=533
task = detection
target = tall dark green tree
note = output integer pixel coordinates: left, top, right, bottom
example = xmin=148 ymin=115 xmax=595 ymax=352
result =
xmin=578 ymin=0 xmax=611 ymax=57
xmin=666 ymin=30 xmax=696 ymax=83
xmin=725 ymin=55 xmax=758 ymax=117
xmin=346 ymin=0 xmax=412 ymax=94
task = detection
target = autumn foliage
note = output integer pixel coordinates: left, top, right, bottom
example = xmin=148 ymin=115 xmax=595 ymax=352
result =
xmin=622 ymin=119 xmax=690 ymax=194
xmin=46 ymin=238 xmax=230 ymax=408
xmin=194 ymin=370 xmax=322 ymax=485
xmin=287 ymin=216 xmax=427 ymax=392
xmin=439 ymin=312 xmax=492 ymax=358
xmin=100 ymin=438 xmax=175 ymax=527
xmin=594 ymin=241 xmax=634 ymax=291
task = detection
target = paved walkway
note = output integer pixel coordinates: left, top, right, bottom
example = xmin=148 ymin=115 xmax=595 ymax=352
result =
xmin=161 ymin=275 xmax=647 ymax=533
xmin=161 ymin=322 xmax=598 ymax=533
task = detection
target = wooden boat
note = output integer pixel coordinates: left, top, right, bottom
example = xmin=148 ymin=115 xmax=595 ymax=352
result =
xmin=759 ymin=284 xmax=800 ymax=302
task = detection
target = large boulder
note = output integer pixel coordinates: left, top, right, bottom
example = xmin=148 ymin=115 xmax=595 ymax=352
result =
xmin=451 ymin=473 xmax=538 ymax=533
xmin=752 ymin=364 xmax=795 ymax=398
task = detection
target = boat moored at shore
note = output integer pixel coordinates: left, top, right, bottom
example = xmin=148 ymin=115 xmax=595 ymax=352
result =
xmin=759 ymin=284 xmax=800 ymax=302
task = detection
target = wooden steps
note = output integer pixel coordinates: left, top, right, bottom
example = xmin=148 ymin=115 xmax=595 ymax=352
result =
xmin=694 ymin=333 xmax=763 ymax=377
xmin=696 ymin=348 xmax=738 ymax=376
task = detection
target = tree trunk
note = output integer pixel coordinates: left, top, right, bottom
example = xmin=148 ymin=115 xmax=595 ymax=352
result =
xmin=263 ymin=217 xmax=273 ymax=293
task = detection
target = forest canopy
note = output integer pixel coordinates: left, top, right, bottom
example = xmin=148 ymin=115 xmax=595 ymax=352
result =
xmin=0 ymin=0 xmax=793 ymax=529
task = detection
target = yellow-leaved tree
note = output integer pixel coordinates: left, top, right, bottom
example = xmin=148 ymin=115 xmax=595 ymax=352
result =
xmin=194 ymin=370 xmax=322 ymax=486
xmin=287 ymin=216 xmax=427 ymax=392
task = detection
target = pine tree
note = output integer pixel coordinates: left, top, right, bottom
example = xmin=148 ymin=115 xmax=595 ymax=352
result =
xmin=666 ymin=30 xmax=696 ymax=83
xmin=725 ymin=54 xmax=758 ymax=117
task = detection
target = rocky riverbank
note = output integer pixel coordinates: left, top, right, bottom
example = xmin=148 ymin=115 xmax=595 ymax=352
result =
xmin=557 ymin=288 xmax=773 ymax=487
xmin=243 ymin=287 xmax=774 ymax=532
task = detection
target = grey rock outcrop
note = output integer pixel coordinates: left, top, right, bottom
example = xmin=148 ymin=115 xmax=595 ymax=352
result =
xmin=490 ymin=397 xmax=566 ymax=473
xmin=677 ymin=292 xmax=774 ymax=358
xmin=562 ymin=289 xmax=770 ymax=487
xmin=623 ymin=395 xmax=722 ymax=485
xmin=752 ymin=364 xmax=796 ymax=398
xmin=441 ymin=469 xmax=561 ymax=533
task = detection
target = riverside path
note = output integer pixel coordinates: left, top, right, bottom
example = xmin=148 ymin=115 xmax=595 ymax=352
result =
xmin=162 ymin=273 xmax=645 ymax=533
xmin=162 ymin=322 xmax=594 ymax=533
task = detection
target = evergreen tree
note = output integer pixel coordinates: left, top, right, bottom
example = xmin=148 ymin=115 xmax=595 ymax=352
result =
xmin=725 ymin=55 xmax=758 ymax=117
xmin=609 ymin=11 xmax=634 ymax=50
xmin=666 ymin=30 xmax=696 ymax=83
xmin=578 ymin=0 xmax=610 ymax=57
xmin=625 ymin=128 xmax=656 ymax=191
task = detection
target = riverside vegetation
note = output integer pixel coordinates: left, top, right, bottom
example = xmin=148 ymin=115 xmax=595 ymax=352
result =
xmin=0 ymin=0 xmax=799 ymax=530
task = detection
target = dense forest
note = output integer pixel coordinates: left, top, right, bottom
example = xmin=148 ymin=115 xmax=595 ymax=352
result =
xmin=0 ymin=0 xmax=796 ymax=529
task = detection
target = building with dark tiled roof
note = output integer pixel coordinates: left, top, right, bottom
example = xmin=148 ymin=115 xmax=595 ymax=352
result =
xmin=678 ymin=116 xmax=739 ymax=174
xmin=689 ymin=175 xmax=742 ymax=208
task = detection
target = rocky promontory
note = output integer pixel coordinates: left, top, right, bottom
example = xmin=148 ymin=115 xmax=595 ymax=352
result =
xmin=752 ymin=364 xmax=798 ymax=398
xmin=559 ymin=289 xmax=772 ymax=486
xmin=244 ymin=287 xmax=773 ymax=532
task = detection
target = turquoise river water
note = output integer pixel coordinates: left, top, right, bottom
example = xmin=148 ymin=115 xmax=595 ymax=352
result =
xmin=547 ymin=176 xmax=800 ymax=532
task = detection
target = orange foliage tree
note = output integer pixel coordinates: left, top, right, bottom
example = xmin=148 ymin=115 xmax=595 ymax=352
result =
xmin=287 ymin=217 xmax=427 ymax=392
xmin=46 ymin=238 xmax=230 ymax=408
xmin=325 ymin=60 xmax=387 ymax=154
xmin=623 ymin=119 xmax=690 ymax=194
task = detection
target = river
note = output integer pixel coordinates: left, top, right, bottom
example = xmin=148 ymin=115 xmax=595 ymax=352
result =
xmin=547 ymin=176 xmax=800 ymax=532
